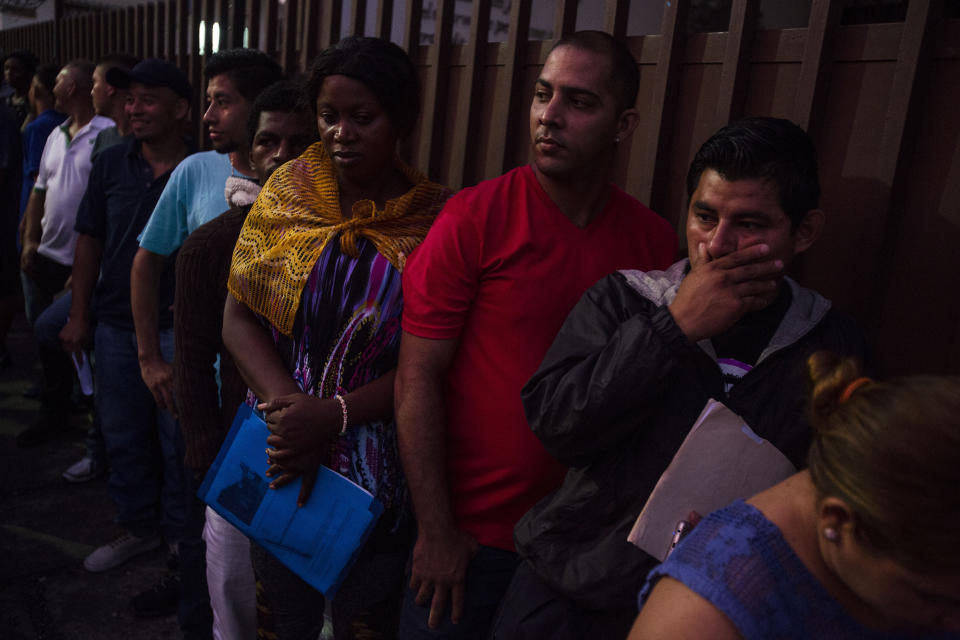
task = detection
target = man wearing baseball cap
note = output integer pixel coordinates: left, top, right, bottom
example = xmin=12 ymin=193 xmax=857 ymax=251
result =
xmin=127 ymin=49 xmax=281 ymax=638
xmin=59 ymin=56 xmax=197 ymax=621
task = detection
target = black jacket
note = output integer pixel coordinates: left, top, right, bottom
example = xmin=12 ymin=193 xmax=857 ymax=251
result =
xmin=514 ymin=262 xmax=867 ymax=610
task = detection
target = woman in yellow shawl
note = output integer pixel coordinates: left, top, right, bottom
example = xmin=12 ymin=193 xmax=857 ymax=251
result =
xmin=223 ymin=37 xmax=450 ymax=639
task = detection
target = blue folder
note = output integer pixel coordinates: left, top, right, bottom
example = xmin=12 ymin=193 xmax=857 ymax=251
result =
xmin=198 ymin=403 xmax=384 ymax=598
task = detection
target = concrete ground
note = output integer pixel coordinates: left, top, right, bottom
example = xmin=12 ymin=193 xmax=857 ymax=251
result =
xmin=0 ymin=311 xmax=179 ymax=639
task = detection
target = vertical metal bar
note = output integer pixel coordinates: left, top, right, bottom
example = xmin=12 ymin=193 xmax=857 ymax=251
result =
xmin=80 ymin=14 xmax=88 ymax=59
xmin=264 ymin=0 xmax=279 ymax=58
xmin=191 ymin=0 xmax=205 ymax=148
xmin=176 ymin=0 xmax=189 ymax=70
xmin=216 ymin=0 xmax=230 ymax=52
xmin=97 ymin=12 xmax=107 ymax=59
xmin=160 ymin=1 xmax=173 ymax=59
xmin=604 ymin=0 xmax=630 ymax=39
xmin=118 ymin=8 xmax=126 ymax=55
xmin=636 ymin=0 xmax=687 ymax=210
xmin=146 ymin=4 xmax=157 ymax=57
xmin=77 ymin=16 xmax=85 ymax=59
xmin=402 ymin=0 xmax=423 ymax=53
xmin=61 ymin=17 xmax=68 ymax=60
xmin=62 ymin=17 xmax=69 ymax=60
xmin=714 ymin=0 xmax=758 ymax=128
xmin=128 ymin=7 xmax=139 ymax=58
xmin=794 ymin=0 xmax=842 ymax=132
xmin=60 ymin=17 xmax=67 ymax=60
xmin=868 ymin=0 xmax=942 ymax=321
xmin=279 ymin=0 xmax=299 ymax=75
xmin=72 ymin=16 xmax=80 ymax=60
xmin=376 ymin=0 xmax=395 ymax=40
xmin=246 ymin=0 xmax=261 ymax=50
xmin=91 ymin=12 xmax=99 ymax=58
xmin=876 ymin=0 xmax=940 ymax=186
xmin=350 ymin=0 xmax=367 ymax=35
xmin=447 ymin=0 xmax=492 ymax=188
xmin=103 ymin=11 xmax=111 ymax=58
xmin=80 ymin=14 xmax=89 ymax=59
xmin=486 ymin=0 xmax=532 ymax=176
xmin=318 ymin=1 xmax=343 ymax=50
xmin=112 ymin=9 xmax=121 ymax=58
xmin=418 ymin=0 xmax=456 ymax=174
xmin=553 ymin=0 xmax=577 ymax=40
xmin=227 ymin=0 xmax=245 ymax=48
xmin=299 ymin=0 xmax=321 ymax=70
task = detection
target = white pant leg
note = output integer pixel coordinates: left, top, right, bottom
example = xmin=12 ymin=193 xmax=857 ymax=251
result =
xmin=204 ymin=506 xmax=257 ymax=640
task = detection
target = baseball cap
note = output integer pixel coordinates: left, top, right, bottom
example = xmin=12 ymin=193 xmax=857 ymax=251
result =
xmin=106 ymin=58 xmax=192 ymax=101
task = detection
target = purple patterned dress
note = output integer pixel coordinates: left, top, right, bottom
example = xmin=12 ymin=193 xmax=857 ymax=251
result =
xmin=250 ymin=236 xmax=407 ymax=528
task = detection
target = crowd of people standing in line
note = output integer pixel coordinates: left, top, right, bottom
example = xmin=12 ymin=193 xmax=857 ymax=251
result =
xmin=1 ymin=29 xmax=958 ymax=640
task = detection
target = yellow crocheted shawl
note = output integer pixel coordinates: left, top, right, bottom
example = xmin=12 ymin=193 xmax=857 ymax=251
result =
xmin=227 ymin=141 xmax=451 ymax=336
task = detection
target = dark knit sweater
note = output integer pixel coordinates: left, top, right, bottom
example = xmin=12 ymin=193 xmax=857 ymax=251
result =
xmin=174 ymin=205 xmax=251 ymax=472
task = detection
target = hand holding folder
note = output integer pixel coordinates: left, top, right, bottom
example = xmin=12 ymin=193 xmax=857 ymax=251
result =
xmin=627 ymin=399 xmax=796 ymax=561
xmin=198 ymin=403 xmax=384 ymax=597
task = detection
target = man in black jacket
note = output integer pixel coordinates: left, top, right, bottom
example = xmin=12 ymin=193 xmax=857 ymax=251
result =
xmin=492 ymin=117 xmax=868 ymax=638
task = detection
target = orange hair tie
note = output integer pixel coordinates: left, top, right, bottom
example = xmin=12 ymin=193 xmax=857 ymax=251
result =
xmin=840 ymin=377 xmax=872 ymax=403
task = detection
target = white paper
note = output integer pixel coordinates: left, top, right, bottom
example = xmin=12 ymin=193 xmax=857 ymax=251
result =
xmin=627 ymin=399 xmax=796 ymax=560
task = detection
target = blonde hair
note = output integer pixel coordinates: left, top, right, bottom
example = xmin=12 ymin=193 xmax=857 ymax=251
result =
xmin=807 ymin=351 xmax=960 ymax=572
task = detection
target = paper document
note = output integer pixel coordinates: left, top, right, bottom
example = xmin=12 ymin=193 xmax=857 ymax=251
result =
xmin=627 ymin=399 xmax=795 ymax=560
xmin=198 ymin=403 xmax=383 ymax=597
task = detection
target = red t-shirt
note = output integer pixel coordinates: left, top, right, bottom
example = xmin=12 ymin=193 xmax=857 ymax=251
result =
xmin=402 ymin=165 xmax=677 ymax=550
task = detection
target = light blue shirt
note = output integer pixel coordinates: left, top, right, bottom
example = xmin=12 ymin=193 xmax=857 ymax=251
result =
xmin=138 ymin=150 xmax=233 ymax=256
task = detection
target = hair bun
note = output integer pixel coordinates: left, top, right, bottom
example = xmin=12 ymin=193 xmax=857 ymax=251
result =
xmin=807 ymin=351 xmax=864 ymax=422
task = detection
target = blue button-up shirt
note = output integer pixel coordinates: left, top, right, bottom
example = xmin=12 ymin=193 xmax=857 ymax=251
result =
xmin=74 ymin=135 xmax=193 ymax=330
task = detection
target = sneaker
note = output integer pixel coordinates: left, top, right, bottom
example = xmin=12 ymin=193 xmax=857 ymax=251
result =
xmin=131 ymin=571 xmax=180 ymax=618
xmin=83 ymin=533 xmax=162 ymax=572
xmin=62 ymin=456 xmax=105 ymax=483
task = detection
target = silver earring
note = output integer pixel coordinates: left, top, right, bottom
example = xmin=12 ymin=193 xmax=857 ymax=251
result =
xmin=823 ymin=527 xmax=839 ymax=541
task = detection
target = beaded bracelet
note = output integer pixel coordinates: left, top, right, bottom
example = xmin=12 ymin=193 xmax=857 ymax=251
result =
xmin=333 ymin=394 xmax=348 ymax=435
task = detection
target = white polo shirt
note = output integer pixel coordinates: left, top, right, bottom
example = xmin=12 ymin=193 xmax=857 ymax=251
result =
xmin=34 ymin=114 xmax=115 ymax=265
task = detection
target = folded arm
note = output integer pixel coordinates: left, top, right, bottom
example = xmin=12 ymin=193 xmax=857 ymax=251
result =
xmin=223 ymin=293 xmax=397 ymax=504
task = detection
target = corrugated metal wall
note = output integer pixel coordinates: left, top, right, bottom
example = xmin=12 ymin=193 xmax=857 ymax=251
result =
xmin=1 ymin=0 xmax=957 ymax=375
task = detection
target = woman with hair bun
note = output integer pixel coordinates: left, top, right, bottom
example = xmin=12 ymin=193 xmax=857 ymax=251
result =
xmin=629 ymin=352 xmax=960 ymax=639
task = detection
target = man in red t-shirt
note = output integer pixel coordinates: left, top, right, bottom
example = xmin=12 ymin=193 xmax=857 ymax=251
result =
xmin=396 ymin=31 xmax=677 ymax=639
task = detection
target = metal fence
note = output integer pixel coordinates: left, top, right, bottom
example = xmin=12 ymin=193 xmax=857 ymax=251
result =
xmin=1 ymin=0 xmax=958 ymax=375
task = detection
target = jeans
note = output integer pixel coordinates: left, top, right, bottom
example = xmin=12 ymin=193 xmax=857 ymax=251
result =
xmin=398 ymin=545 xmax=520 ymax=640
xmin=94 ymin=323 xmax=184 ymax=540
xmin=95 ymin=323 xmax=212 ymax=637
xmin=34 ymin=290 xmax=105 ymax=462
xmin=25 ymin=262 xmax=73 ymax=410
xmin=20 ymin=252 xmax=70 ymax=326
